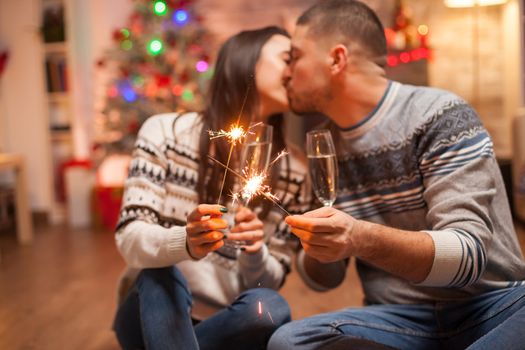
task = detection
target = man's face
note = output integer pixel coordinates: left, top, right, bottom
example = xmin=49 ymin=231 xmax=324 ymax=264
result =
xmin=283 ymin=25 xmax=332 ymax=115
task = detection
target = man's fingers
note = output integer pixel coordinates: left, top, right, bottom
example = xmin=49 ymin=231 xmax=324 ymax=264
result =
xmin=285 ymin=215 xmax=333 ymax=232
xmin=302 ymin=207 xmax=336 ymax=218
xmin=301 ymin=242 xmax=336 ymax=262
xmin=291 ymin=227 xmax=330 ymax=246
xmin=187 ymin=204 xmax=227 ymax=222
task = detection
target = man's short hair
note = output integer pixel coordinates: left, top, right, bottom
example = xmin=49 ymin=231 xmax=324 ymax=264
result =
xmin=298 ymin=0 xmax=387 ymax=64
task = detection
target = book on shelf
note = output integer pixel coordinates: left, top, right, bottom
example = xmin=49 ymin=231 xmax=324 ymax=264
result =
xmin=45 ymin=57 xmax=68 ymax=92
xmin=42 ymin=3 xmax=65 ymax=43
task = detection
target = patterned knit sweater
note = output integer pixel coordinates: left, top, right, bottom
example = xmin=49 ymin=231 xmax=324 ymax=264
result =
xmin=332 ymin=81 xmax=525 ymax=305
xmin=115 ymin=112 xmax=309 ymax=320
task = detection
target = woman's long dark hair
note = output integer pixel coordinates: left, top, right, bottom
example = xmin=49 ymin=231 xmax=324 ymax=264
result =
xmin=196 ymin=26 xmax=290 ymax=217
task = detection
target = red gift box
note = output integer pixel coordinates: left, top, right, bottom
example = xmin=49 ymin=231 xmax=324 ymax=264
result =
xmin=92 ymin=186 xmax=123 ymax=231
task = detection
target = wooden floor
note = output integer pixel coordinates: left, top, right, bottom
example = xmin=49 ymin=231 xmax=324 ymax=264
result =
xmin=1 ymin=222 xmax=524 ymax=349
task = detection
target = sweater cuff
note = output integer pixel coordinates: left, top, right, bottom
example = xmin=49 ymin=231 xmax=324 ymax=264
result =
xmin=417 ymin=230 xmax=463 ymax=287
xmin=165 ymin=226 xmax=194 ymax=262
xmin=238 ymin=244 xmax=268 ymax=269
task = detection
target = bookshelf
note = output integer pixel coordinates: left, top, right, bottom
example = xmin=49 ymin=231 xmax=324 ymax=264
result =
xmin=41 ymin=0 xmax=73 ymax=221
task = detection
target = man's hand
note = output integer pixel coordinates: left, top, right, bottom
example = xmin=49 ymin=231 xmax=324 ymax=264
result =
xmin=229 ymin=206 xmax=264 ymax=254
xmin=285 ymin=206 xmax=358 ymax=263
xmin=286 ymin=206 xmax=435 ymax=283
xmin=186 ymin=204 xmax=228 ymax=259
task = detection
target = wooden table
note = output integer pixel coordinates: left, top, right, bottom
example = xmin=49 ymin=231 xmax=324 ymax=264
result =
xmin=0 ymin=153 xmax=33 ymax=244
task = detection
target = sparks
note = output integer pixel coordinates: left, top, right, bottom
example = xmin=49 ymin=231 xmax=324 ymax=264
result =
xmin=208 ymin=124 xmax=247 ymax=146
xmin=209 ymin=83 xmax=253 ymax=204
xmin=207 ymin=155 xmax=291 ymax=216
xmin=268 ymin=150 xmax=288 ymax=168
xmin=267 ymin=311 xmax=275 ymax=324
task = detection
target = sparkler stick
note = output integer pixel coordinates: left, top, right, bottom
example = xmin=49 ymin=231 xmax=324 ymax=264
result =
xmin=207 ymin=155 xmax=291 ymax=217
xmin=214 ymin=83 xmax=252 ymax=204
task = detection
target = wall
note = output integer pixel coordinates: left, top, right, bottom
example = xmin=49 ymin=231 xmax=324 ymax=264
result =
xmin=66 ymin=0 xmax=132 ymax=160
xmin=0 ymin=0 xmax=53 ymax=212
xmin=407 ymin=0 xmax=520 ymax=158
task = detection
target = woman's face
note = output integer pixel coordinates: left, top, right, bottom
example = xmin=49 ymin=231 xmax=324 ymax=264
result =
xmin=255 ymin=34 xmax=291 ymax=119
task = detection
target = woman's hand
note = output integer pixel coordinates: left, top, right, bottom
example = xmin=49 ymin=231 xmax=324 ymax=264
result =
xmin=186 ymin=204 xmax=228 ymax=259
xmin=229 ymin=206 xmax=265 ymax=254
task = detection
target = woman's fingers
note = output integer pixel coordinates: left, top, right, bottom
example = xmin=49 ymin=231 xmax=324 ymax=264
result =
xmin=186 ymin=217 xmax=228 ymax=236
xmin=188 ymin=230 xmax=226 ymax=245
xmin=226 ymin=230 xmax=264 ymax=243
xmin=240 ymin=240 xmax=264 ymax=254
xmin=235 ymin=206 xmax=256 ymax=223
xmin=189 ymin=238 xmax=225 ymax=259
xmin=187 ymin=204 xmax=227 ymax=222
xmin=230 ymin=219 xmax=263 ymax=233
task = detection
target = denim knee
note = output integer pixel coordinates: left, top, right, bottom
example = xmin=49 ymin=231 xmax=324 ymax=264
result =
xmin=238 ymin=288 xmax=291 ymax=327
xmin=139 ymin=266 xmax=189 ymax=290
xmin=267 ymin=320 xmax=298 ymax=350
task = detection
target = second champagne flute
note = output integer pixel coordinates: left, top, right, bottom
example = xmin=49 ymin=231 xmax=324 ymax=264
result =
xmin=306 ymin=129 xmax=338 ymax=207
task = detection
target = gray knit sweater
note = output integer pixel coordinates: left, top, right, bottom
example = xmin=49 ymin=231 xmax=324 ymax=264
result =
xmin=332 ymin=81 xmax=525 ymax=305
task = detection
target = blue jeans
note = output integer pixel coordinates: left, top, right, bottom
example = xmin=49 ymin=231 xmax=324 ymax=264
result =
xmin=268 ymin=285 xmax=525 ymax=350
xmin=114 ymin=266 xmax=291 ymax=350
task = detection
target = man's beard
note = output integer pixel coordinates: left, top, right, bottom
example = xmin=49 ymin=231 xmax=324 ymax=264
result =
xmin=287 ymin=86 xmax=329 ymax=116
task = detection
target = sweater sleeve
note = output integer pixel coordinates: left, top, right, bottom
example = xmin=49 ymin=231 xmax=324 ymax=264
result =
xmin=238 ymin=245 xmax=287 ymax=289
xmin=416 ymin=101 xmax=497 ymax=287
xmin=115 ymin=115 xmax=194 ymax=268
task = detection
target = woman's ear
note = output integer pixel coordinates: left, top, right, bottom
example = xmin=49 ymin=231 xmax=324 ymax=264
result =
xmin=329 ymin=44 xmax=348 ymax=75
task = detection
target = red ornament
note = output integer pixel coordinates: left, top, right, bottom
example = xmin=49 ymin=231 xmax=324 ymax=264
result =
xmin=180 ymin=70 xmax=190 ymax=83
xmin=96 ymin=59 xmax=106 ymax=68
xmin=112 ymin=29 xmax=125 ymax=42
xmin=119 ymin=67 xmax=130 ymax=78
xmin=128 ymin=120 xmax=140 ymax=133
xmin=155 ymin=74 xmax=172 ymax=88
xmin=188 ymin=44 xmax=202 ymax=55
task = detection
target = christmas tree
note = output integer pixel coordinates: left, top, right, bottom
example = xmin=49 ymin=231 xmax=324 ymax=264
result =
xmin=94 ymin=0 xmax=214 ymax=158
xmin=384 ymin=0 xmax=431 ymax=67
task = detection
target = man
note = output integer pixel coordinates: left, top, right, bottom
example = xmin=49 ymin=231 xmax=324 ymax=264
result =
xmin=269 ymin=0 xmax=525 ymax=349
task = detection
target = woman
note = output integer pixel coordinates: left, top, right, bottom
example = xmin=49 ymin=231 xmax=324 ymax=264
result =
xmin=113 ymin=26 xmax=311 ymax=350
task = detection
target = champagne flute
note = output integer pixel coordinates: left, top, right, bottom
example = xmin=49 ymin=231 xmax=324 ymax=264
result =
xmin=222 ymin=122 xmax=273 ymax=253
xmin=306 ymin=129 xmax=338 ymax=207
xmin=239 ymin=122 xmax=273 ymax=205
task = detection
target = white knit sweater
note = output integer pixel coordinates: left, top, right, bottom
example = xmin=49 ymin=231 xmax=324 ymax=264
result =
xmin=115 ymin=112 xmax=310 ymax=320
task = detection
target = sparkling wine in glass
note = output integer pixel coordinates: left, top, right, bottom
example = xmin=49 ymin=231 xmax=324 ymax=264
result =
xmin=238 ymin=123 xmax=273 ymax=205
xmin=222 ymin=122 xmax=273 ymax=253
xmin=306 ymin=129 xmax=338 ymax=207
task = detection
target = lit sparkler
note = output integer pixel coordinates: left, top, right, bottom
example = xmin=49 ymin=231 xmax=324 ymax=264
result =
xmin=207 ymin=81 xmax=258 ymax=204
xmin=207 ymin=155 xmax=291 ymax=216
xmin=207 ymin=124 xmax=247 ymax=145
xmin=258 ymin=301 xmax=263 ymax=315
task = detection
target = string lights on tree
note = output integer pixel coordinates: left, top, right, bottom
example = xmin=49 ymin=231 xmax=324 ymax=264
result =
xmin=95 ymin=0 xmax=214 ymax=158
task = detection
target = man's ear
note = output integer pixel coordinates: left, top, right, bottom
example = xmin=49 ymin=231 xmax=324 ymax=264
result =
xmin=329 ymin=44 xmax=348 ymax=75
